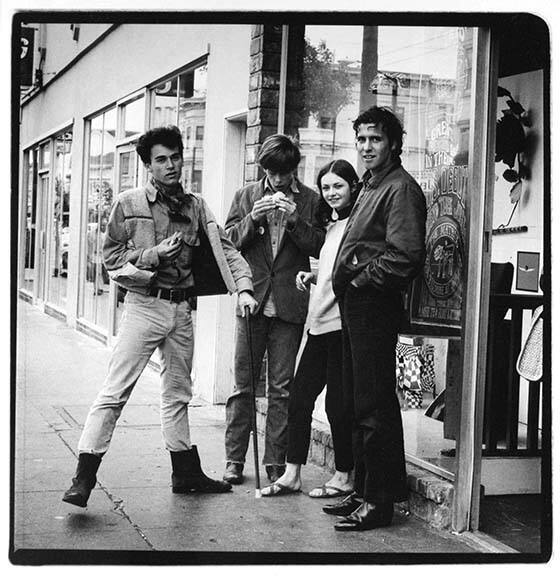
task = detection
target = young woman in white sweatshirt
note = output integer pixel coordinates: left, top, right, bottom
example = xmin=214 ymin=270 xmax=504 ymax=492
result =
xmin=261 ymin=159 xmax=360 ymax=498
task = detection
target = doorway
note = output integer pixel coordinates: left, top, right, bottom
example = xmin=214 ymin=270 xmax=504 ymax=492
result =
xmin=476 ymin=15 xmax=548 ymax=553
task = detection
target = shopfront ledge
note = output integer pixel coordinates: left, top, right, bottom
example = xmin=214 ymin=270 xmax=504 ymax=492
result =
xmin=255 ymin=397 xmax=455 ymax=531
xmin=19 ymin=290 xmax=33 ymax=304
xmin=404 ymin=463 xmax=454 ymax=531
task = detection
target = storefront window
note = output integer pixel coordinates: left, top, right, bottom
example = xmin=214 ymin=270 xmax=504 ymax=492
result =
xmin=81 ymin=109 xmax=116 ymax=329
xmin=122 ymin=96 xmax=145 ymax=140
xmin=46 ymin=131 xmax=72 ymax=309
xmin=296 ymin=25 xmax=475 ymax=476
xmin=39 ymin=142 xmax=50 ymax=169
xmin=22 ymin=151 xmax=36 ymax=293
xmin=152 ymin=76 xmax=179 ymax=127
xmin=151 ymin=62 xmax=207 ymax=194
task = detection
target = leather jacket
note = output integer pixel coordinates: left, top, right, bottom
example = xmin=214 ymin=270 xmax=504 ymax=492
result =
xmin=332 ymin=159 xmax=427 ymax=297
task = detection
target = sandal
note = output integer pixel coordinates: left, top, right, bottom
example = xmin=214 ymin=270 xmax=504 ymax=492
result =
xmin=308 ymin=485 xmax=354 ymax=499
xmin=261 ymin=482 xmax=302 ymax=497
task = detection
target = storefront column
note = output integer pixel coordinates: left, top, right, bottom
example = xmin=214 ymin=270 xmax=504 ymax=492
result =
xmin=245 ymin=24 xmax=283 ymax=182
xmin=452 ymin=27 xmax=496 ymax=533
xmin=65 ymin=121 xmax=85 ymax=328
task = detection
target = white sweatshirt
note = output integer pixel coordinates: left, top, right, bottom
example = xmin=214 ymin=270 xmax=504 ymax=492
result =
xmin=307 ymin=217 xmax=348 ymax=335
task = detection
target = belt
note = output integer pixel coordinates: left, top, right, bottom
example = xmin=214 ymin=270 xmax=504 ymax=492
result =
xmin=148 ymin=287 xmax=195 ymax=302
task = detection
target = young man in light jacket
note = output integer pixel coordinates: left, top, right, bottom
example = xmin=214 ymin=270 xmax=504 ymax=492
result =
xmin=63 ymin=125 xmax=257 ymax=508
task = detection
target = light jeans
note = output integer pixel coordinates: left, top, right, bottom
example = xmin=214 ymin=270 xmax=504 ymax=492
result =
xmin=78 ymin=291 xmax=194 ymax=455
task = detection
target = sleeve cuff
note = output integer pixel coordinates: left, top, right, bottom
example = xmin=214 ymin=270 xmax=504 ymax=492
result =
xmin=137 ymin=247 xmax=160 ymax=268
xmin=235 ymin=277 xmax=254 ymax=294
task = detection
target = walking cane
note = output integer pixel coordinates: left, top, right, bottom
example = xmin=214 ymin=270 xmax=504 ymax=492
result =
xmin=244 ymin=305 xmax=262 ymax=498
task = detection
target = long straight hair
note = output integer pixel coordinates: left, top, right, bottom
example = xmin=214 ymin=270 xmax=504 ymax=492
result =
xmin=315 ymin=159 xmax=361 ymax=225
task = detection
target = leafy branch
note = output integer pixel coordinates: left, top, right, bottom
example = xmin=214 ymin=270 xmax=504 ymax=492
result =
xmin=302 ymin=39 xmax=353 ymax=125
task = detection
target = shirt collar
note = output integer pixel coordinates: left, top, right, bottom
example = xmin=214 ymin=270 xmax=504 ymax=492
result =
xmin=361 ymin=158 xmax=401 ymax=189
xmin=146 ymin=177 xmax=187 ymax=204
xmin=263 ymin=176 xmax=300 ymax=196
xmin=145 ymin=179 xmax=158 ymax=203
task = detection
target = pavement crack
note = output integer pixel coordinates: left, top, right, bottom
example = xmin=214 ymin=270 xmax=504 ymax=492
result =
xmin=53 ymin=428 xmax=156 ymax=550
xmin=101 ymin=487 xmax=156 ymax=551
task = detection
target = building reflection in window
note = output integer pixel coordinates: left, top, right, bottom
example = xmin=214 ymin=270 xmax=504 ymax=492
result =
xmin=81 ymin=109 xmax=116 ymax=329
xmin=151 ymin=62 xmax=207 ymax=194
xmin=295 ymin=26 xmax=474 ymax=475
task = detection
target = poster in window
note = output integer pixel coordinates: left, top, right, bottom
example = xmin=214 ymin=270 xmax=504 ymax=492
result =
xmin=409 ymin=165 xmax=466 ymax=335
xmin=409 ymin=27 xmax=472 ymax=336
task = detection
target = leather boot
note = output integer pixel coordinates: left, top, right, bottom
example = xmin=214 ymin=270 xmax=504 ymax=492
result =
xmin=62 ymin=453 xmax=102 ymax=508
xmin=171 ymin=445 xmax=232 ymax=493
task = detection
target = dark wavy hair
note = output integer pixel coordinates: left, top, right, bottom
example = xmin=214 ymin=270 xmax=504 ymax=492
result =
xmin=257 ymin=134 xmax=301 ymax=173
xmin=136 ymin=125 xmax=184 ymax=165
xmin=315 ymin=159 xmax=361 ymax=225
xmin=352 ymin=106 xmax=404 ymax=158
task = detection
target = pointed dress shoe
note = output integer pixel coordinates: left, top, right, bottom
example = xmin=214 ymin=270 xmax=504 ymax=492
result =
xmin=223 ymin=462 xmax=244 ymax=485
xmin=322 ymin=492 xmax=362 ymax=516
xmin=334 ymin=501 xmax=393 ymax=531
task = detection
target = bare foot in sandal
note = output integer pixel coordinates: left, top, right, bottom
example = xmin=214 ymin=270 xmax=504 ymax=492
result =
xmin=261 ymin=482 xmax=302 ymax=497
xmin=308 ymin=470 xmax=353 ymax=498
xmin=265 ymin=462 xmax=302 ymax=494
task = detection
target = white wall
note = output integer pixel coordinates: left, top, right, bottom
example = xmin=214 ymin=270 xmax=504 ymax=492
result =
xmin=19 ymin=23 xmax=252 ymax=401
xmin=491 ymin=69 xmax=544 ymax=426
xmin=41 ymin=23 xmax=113 ymax=78
xmin=192 ymin=35 xmax=251 ymax=403
xmin=491 ymin=69 xmax=544 ymax=289
xmin=21 ymin=24 xmax=251 ymax=146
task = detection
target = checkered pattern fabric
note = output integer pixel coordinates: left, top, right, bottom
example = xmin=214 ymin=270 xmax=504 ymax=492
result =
xmin=395 ymin=342 xmax=436 ymax=408
xmin=421 ymin=345 xmax=435 ymax=393
xmin=404 ymin=389 xmax=423 ymax=408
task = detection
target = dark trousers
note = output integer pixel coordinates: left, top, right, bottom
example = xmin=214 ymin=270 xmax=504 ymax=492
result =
xmin=286 ymin=330 xmax=353 ymax=471
xmin=340 ymin=285 xmax=408 ymax=504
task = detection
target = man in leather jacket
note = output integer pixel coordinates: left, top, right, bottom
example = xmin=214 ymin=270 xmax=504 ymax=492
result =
xmin=325 ymin=107 xmax=427 ymax=531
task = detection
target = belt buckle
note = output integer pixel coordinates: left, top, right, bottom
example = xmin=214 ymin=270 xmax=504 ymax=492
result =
xmin=169 ymin=288 xmax=181 ymax=302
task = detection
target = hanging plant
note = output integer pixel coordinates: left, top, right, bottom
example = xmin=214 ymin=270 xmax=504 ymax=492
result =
xmin=495 ymin=86 xmax=531 ymax=204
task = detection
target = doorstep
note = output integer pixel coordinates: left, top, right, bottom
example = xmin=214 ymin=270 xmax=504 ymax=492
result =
xmin=256 ymin=398 xmax=455 ymax=532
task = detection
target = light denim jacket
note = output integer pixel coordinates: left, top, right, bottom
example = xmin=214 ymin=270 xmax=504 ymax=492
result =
xmin=103 ymin=181 xmax=253 ymax=296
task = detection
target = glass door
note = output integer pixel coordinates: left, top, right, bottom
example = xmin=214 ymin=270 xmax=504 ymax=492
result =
xmin=82 ymin=110 xmax=115 ymax=332
xmin=46 ymin=131 xmax=72 ymax=311
xmin=35 ymin=172 xmax=50 ymax=303
xmin=291 ymin=24 xmax=477 ymax=480
xmin=21 ymin=150 xmax=37 ymax=295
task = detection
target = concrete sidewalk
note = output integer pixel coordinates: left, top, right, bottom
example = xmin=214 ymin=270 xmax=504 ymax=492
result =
xmin=12 ymin=300 xmax=490 ymax=563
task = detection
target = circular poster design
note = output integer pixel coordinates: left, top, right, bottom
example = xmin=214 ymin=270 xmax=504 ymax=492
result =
xmin=424 ymin=215 xmax=463 ymax=300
